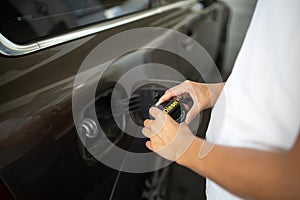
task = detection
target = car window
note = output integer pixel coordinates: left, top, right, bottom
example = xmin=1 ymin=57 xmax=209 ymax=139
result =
xmin=151 ymin=0 xmax=183 ymax=7
xmin=0 ymin=0 xmax=151 ymax=44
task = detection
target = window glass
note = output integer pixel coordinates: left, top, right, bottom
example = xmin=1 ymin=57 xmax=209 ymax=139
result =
xmin=0 ymin=0 xmax=151 ymax=44
xmin=150 ymin=0 xmax=182 ymax=7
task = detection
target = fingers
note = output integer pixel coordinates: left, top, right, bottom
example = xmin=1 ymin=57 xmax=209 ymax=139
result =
xmin=143 ymin=107 xmax=169 ymax=148
xmin=149 ymin=107 xmax=164 ymax=119
xmin=168 ymin=81 xmax=194 ymax=97
xmin=142 ymin=126 xmax=152 ymax=137
xmin=146 ymin=139 xmax=163 ymax=151
xmin=142 ymin=125 xmax=165 ymax=141
xmin=145 ymin=122 xmax=196 ymax=161
xmin=145 ymin=141 xmax=153 ymax=151
xmin=155 ymin=81 xmax=193 ymax=106
xmin=144 ymin=119 xmax=152 ymax=127
xmin=143 ymin=119 xmax=153 ymax=137
xmin=155 ymin=90 xmax=173 ymax=106
xmin=143 ymin=107 xmax=167 ymax=137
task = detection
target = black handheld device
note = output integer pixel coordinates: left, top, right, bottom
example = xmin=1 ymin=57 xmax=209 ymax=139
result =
xmin=156 ymin=98 xmax=186 ymax=123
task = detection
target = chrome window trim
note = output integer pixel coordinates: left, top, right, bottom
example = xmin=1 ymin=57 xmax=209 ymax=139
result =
xmin=0 ymin=0 xmax=197 ymax=56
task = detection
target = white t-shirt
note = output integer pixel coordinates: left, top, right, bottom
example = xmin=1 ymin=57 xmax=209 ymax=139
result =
xmin=206 ymin=0 xmax=300 ymax=199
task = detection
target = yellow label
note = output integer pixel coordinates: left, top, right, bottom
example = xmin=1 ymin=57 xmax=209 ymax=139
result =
xmin=163 ymin=100 xmax=179 ymax=113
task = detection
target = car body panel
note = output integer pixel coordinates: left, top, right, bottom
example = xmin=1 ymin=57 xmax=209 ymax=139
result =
xmin=0 ymin=1 xmax=230 ymax=199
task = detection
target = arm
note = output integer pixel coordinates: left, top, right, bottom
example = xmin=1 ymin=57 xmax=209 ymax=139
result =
xmin=144 ymin=81 xmax=300 ymax=199
xmin=178 ymin=131 xmax=300 ymax=199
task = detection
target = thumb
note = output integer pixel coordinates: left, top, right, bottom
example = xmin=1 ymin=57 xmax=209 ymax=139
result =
xmin=149 ymin=107 xmax=164 ymax=119
xmin=155 ymin=91 xmax=173 ymax=106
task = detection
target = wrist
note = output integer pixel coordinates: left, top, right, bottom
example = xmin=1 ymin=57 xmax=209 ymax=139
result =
xmin=195 ymin=83 xmax=212 ymax=110
xmin=206 ymin=82 xmax=225 ymax=108
xmin=176 ymin=137 xmax=204 ymax=169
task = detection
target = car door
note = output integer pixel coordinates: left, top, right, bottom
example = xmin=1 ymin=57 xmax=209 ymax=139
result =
xmin=0 ymin=0 xmax=229 ymax=199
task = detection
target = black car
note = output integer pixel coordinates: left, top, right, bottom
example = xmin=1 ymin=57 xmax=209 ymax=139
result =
xmin=0 ymin=0 xmax=230 ymax=199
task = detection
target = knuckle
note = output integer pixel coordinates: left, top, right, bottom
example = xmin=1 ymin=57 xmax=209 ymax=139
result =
xmin=185 ymin=80 xmax=192 ymax=85
xmin=142 ymin=128 xmax=150 ymax=137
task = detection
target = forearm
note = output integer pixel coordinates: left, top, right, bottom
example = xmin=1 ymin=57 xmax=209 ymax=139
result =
xmin=177 ymin=137 xmax=300 ymax=199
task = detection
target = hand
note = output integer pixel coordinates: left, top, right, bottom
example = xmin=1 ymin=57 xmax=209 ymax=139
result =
xmin=156 ymin=81 xmax=225 ymax=124
xmin=142 ymin=107 xmax=195 ymax=161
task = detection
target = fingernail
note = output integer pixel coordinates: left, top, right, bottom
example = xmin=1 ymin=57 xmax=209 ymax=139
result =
xmin=155 ymin=100 xmax=161 ymax=106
